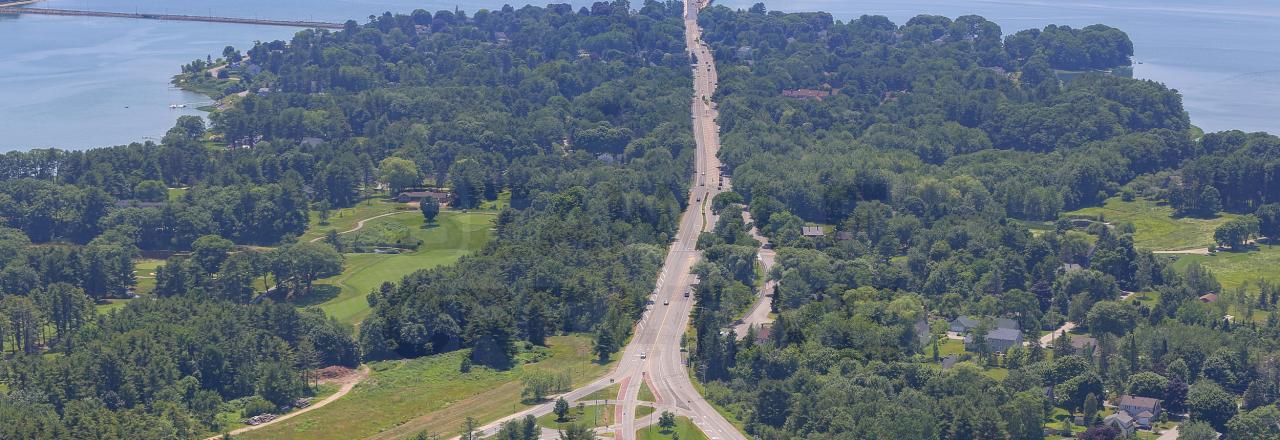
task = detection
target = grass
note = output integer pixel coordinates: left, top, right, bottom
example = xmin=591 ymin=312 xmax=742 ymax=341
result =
xmin=637 ymin=405 xmax=655 ymax=419
xmin=235 ymin=336 xmax=613 ymax=440
xmin=1172 ymin=245 xmax=1280 ymax=292
xmin=1062 ymin=197 xmax=1237 ymax=250
xmin=636 ymin=416 xmax=709 ymax=440
xmin=638 ymin=380 xmax=656 ymax=402
xmin=204 ymin=383 xmax=340 ymax=438
xmin=938 ymin=338 xmax=965 ymax=358
xmin=300 ymin=198 xmax=405 ymax=243
xmin=308 ymin=211 xmax=494 ymax=325
xmin=583 ymin=383 xmax=621 ymax=401
xmin=133 ymin=258 xmax=163 ymax=295
xmin=536 ymin=404 xmax=615 ymax=430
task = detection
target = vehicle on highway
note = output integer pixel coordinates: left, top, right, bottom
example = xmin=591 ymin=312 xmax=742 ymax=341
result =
xmin=640 ymin=352 xmax=647 ymax=359
xmin=663 ymin=300 xmax=669 ymax=305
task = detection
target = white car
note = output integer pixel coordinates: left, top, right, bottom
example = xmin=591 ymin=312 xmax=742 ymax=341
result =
xmin=663 ymin=300 xmax=670 ymax=306
xmin=640 ymin=352 xmax=647 ymax=359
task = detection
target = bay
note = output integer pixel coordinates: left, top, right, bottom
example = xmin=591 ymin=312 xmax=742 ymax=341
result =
xmin=0 ymin=0 xmax=1276 ymax=150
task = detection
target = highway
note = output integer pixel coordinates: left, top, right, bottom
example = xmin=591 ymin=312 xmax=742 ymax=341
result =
xmin=453 ymin=1 xmax=744 ymax=439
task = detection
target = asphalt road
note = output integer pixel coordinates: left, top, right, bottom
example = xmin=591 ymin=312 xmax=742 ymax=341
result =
xmin=453 ymin=1 xmax=744 ymax=439
xmin=732 ymin=210 xmax=776 ymax=340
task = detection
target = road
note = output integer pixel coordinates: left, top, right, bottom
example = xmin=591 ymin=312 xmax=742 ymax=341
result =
xmin=733 ymin=210 xmax=776 ymax=339
xmin=456 ymin=1 xmax=744 ymax=439
xmin=205 ymin=366 xmax=369 ymax=440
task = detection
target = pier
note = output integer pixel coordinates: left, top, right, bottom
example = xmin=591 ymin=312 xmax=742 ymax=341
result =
xmin=0 ymin=6 xmax=346 ymax=29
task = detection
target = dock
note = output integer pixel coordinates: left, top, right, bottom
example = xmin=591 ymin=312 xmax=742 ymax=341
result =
xmin=0 ymin=6 xmax=346 ymax=29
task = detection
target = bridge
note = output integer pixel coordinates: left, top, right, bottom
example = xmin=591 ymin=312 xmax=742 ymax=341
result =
xmin=0 ymin=6 xmax=346 ymax=29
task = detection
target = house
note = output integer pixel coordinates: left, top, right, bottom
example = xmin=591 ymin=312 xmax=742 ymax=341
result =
xmin=949 ymin=316 xmax=1019 ymax=334
xmin=1070 ymin=335 xmax=1097 ymax=352
xmin=1114 ymin=395 xmax=1161 ymax=422
xmin=1060 ymin=263 xmax=1083 ymax=274
xmin=782 ymin=89 xmax=831 ymax=100
xmin=913 ymin=318 xmax=931 ymax=348
xmin=397 ymin=190 xmax=452 ymax=205
xmin=1103 ymin=412 xmax=1136 ymax=436
xmin=965 ymin=327 xmax=1023 ymax=353
xmin=801 ymin=226 xmax=825 ymax=237
xmin=835 ymin=231 xmax=854 ymax=241
xmin=1199 ymin=293 xmax=1219 ymax=303
xmin=113 ymin=200 xmax=166 ymax=209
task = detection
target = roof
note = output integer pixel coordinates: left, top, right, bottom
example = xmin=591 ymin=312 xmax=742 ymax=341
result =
xmin=1070 ymin=335 xmax=1097 ymax=349
xmin=1199 ymin=293 xmax=1219 ymax=302
xmin=965 ymin=327 xmax=1022 ymax=344
xmin=782 ymin=89 xmax=831 ymax=100
xmin=399 ymin=191 xmax=449 ymax=198
xmin=801 ymin=226 xmax=825 ymax=237
xmin=951 ymin=316 xmax=1019 ymax=331
xmin=1060 ymin=263 xmax=1083 ymax=273
xmin=987 ymin=328 xmax=1022 ymax=342
xmin=1136 ymin=411 xmax=1153 ymax=418
xmin=1105 ymin=412 xmax=1134 ymax=425
xmin=1116 ymin=395 xmax=1160 ymax=409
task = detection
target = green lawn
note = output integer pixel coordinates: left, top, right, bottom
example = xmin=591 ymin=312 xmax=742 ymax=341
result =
xmin=133 ymin=258 xmax=164 ymax=295
xmin=637 ymin=405 xmax=655 ymax=419
xmin=537 ymin=404 xmax=615 ymax=430
xmin=1063 ymin=197 xmax=1237 ymax=250
xmin=583 ymin=383 xmax=621 ymax=402
xmin=204 ymin=383 xmax=339 ymax=438
xmin=1172 ymin=245 xmax=1280 ymax=292
xmin=636 ymin=416 xmax=709 ymax=440
xmin=237 ymin=336 xmax=613 ymax=440
xmin=307 ymin=211 xmax=494 ymax=325
xmin=299 ymin=198 xmax=404 ymax=242
xmin=638 ymin=380 xmax=656 ymax=402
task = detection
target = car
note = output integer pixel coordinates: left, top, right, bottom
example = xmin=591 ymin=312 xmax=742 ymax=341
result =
xmin=663 ymin=300 xmax=669 ymax=305
xmin=640 ymin=352 xmax=647 ymax=359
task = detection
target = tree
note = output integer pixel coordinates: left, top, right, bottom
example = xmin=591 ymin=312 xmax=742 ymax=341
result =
xmin=1085 ymin=300 xmax=1137 ymax=336
xmin=32 ymin=283 xmax=92 ymax=352
xmin=1083 ymin=393 xmax=1099 ymax=425
xmin=558 ymin=424 xmax=596 ymax=440
xmin=1225 ymin=406 xmax=1280 ymax=440
xmin=554 ymin=398 xmax=570 ymax=422
xmin=659 ymin=411 xmax=676 ymax=431
xmin=1188 ymin=380 xmax=1237 ymax=431
xmin=1002 ymin=391 xmax=1044 ymax=440
xmin=421 ymin=197 xmax=440 ymax=224
xmin=191 ymin=234 xmax=234 ymax=273
xmin=467 ymin=306 xmax=517 ymax=369
xmin=1257 ymin=204 xmax=1280 ymax=242
xmin=1178 ymin=421 xmax=1218 ymax=440
xmin=449 ymin=159 xmax=486 ymax=209
xmin=134 ymin=180 xmax=168 ymax=202
xmin=1214 ymin=215 xmax=1260 ymax=250
xmin=1126 ymin=372 xmax=1168 ymax=398
xmin=257 ymin=361 xmax=304 ymax=407
xmin=1077 ymin=425 xmax=1119 ymax=440
xmin=594 ymin=328 xmax=615 ymax=363
xmin=459 ymin=417 xmax=478 ymax=440
xmin=269 ymin=242 xmax=344 ymax=297
xmin=379 ymin=157 xmax=421 ymax=196
xmin=756 ymin=381 xmax=791 ymax=427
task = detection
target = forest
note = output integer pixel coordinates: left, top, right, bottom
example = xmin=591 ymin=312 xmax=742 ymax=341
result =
xmin=3 ymin=0 xmax=1280 ymax=439
xmin=0 ymin=1 xmax=696 ymax=437
xmin=685 ymin=4 xmax=1280 ymax=440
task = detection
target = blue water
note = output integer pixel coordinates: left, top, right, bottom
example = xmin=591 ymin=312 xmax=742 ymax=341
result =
xmin=1 ymin=0 xmax=1277 ymax=150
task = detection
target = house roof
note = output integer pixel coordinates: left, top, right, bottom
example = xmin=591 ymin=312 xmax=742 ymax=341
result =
xmin=1136 ymin=411 xmax=1153 ymax=418
xmin=1116 ymin=395 xmax=1161 ymax=410
xmin=1070 ymin=335 xmax=1097 ymax=349
xmin=801 ymin=226 xmax=825 ymax=237
xmin=964 ymin=327 xmax=1022 ymax=344
xmin=1105 ymin=412 xmax=1134 ymax=425
xmin=950 ymin=316 xmax=1019 ymax=331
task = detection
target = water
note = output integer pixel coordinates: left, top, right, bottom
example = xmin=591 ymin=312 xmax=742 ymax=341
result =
xmin=718 ymin=0 xmax=1280 ymax=136
xmin=1 ymin=0 xmax=1277 ymax=150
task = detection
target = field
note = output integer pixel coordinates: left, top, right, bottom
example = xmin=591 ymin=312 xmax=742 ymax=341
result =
xmin=235 ymin=336 xmax=613 ymax=440
xmin=583 ymin=383 xmax=621 ymax=401
xmin=1062 ymin=197 xmax=1237 ymax=250
xmin=299 ymin=198 xmax=407 ymax=243
xmin=536 ymin=404 xmax=615 ymax=430
xmin=1172 ymin=245 xmax=1280 ymax=292
xmin=638 ymin=380 xmax=656 ymax=402
xmin=306 ymin=211 xmax=494 ymax=325
xmin=636 ymin=416 xmax=709 ymax=440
